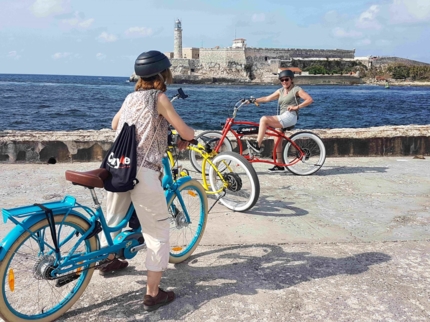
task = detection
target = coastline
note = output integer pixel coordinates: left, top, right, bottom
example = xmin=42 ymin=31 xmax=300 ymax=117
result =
xmin=170 ymin=74 xmax=430 ymax=87
xmin=363 ymin=79 xmax=430 ymax=87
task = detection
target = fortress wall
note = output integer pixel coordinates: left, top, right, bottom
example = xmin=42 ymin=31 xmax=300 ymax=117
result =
xmin=199 ymin=48 xmax=246 ymax=66
xmin=171 ymin=59 xmax=199 ymax=69
xmin=170 ymin=48 xmax=356 ymax=76
xmin=1 ymin=125 xmax=429 ymax=163
xmin=245 ymin=48 xmax=355 ymax=63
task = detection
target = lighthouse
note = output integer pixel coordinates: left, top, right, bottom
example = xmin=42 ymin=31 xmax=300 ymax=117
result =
xmin=174 ymin=19 xmax=183 ymax=59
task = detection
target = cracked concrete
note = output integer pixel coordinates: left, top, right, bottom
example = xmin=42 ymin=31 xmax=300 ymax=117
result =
xmin=0 ymin=156 xmax=429 ymax=321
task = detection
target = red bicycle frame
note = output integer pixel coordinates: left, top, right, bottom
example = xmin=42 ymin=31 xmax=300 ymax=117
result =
xmin=214 ymin=116 xmax=305 ymax=167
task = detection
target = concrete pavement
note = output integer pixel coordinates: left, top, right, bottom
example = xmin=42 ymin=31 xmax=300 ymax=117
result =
xmin=0 ymin=157 xmax=429 ymax=321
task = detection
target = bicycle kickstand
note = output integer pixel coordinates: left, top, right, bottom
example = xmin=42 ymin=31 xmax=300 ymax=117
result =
xmin=207 ymin=190 xmax=227 ymax=213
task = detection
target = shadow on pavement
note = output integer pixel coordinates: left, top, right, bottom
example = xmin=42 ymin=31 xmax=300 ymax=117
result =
xmin=255 ymin=166 xmax=388 ymax=177
xmin=62 ymin=244 xmax=391 ymax=320
xmin=245 ymin=195 xmax=309 ymax=217
xmin=310 ymin=166 xmax=388 ymax=176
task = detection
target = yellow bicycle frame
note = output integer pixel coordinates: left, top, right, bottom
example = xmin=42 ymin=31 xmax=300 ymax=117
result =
xmin=167 ymin=143 xmax=232 ymax=195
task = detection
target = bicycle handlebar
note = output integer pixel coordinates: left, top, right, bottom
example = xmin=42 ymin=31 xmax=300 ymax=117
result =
xmin=171 ymin=87 xmax=188 ymax=102
xmin=168 ymin=90 xmax=196 ymax=144
xmin=231 ymin=96 xmax=259 ymax=118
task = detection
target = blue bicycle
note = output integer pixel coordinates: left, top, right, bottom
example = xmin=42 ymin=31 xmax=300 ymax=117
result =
xmin=0 ymin=148 xmax=208 ymax=321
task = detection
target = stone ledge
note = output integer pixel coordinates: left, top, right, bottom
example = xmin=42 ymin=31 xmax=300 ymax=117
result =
xmin=0 ymin=125 xmax=429 ymax=163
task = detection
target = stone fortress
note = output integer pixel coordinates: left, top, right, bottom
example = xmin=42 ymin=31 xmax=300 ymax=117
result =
xmin=159 ymin=19 xmax=372 ymax=84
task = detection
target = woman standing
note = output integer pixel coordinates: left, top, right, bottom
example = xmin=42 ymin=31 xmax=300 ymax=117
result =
xmin=248 ymin=70 xmax=314 ymax=171
xmin=99 ymin=50 xmax=194 ymax=311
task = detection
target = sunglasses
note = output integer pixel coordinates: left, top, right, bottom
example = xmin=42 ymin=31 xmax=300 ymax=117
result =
xmin=280 ymin=78 xmax=291 ymax=83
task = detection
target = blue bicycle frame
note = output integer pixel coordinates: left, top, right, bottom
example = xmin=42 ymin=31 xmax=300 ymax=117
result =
xmin=0 ymin=155 xmax=192 ymax=276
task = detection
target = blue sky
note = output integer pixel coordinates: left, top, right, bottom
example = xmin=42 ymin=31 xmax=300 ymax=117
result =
xmin=1 ymin=0 xmax=429 ymax=77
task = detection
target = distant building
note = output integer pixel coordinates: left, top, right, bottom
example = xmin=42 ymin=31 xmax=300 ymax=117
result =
xmin=167 ymin=20 xmax=363 ymax=81
xmin=232 ymin=38 xmax=246 ymax=48
xmin=182 ymin=48 xmax=199 ymax=59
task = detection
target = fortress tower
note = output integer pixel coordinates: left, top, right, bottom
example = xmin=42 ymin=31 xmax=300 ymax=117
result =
xmin=174 ymin=19 xmax=183 ymax=59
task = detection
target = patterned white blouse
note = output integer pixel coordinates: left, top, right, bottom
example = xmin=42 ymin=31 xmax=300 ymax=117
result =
xmin=116 ymin=89 xmax=169 ymax=172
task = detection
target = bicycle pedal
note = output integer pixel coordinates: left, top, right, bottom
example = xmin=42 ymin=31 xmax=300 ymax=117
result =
xmin=55 ymin=274 xmax=80 ymax=287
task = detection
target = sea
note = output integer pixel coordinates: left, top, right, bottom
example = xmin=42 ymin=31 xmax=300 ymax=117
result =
xmin=0 ymin=73 xmax=429 ymax=132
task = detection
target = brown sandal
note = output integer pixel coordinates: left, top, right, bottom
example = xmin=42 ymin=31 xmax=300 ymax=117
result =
xmin=143 ymin=288 xmax=175 ymax=312
xmin=98 ymin=258 xmax=129 ymax=276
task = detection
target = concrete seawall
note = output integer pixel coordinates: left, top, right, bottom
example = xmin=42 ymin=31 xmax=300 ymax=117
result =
xmin=1 ymin=125 xmax=429 ymax=163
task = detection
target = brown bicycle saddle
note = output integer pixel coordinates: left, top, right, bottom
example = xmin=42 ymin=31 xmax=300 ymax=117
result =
xmin=65 ymin=169 xmax=110 ymax=189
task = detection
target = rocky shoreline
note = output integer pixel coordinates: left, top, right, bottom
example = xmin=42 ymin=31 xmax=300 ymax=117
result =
xmin=363 ymin=78 xmax=430 ymax=87
xmin=132 ymin=73 xmax=430 ymax=87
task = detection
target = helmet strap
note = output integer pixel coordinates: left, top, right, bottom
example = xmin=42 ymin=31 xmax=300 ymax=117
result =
xmin=158 ymin=73 xmax=165 ymax=83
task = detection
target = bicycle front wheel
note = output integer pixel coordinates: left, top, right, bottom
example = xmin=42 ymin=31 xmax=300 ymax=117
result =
xmin=0 ymin=214 xmax=97 ymax=322
xmin=283 ymin=131 xmax=326 ymax=176
xmin=208 ymin=151 xmax=260 ymax=212
xmin=168 ymin=179 xmax=208 ymax=264
xmin=189 ymin=130 xmax=233 ymax=174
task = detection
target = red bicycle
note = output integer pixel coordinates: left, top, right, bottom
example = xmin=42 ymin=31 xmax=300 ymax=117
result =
xmin=189 ymin=97 xmax=326 ymax=176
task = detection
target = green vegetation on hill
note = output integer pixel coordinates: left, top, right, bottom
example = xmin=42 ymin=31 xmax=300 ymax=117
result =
xmin=289 ymin=58 xmax=430 ymax=81
xmin=287 ymin=59 xmax=365 ymax=75
xmin=365 ymin=63 xmax=430 ymax=81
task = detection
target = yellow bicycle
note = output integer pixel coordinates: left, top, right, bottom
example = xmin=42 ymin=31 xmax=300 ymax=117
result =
xmin=167 ymin=131 xmax=260 ymax=212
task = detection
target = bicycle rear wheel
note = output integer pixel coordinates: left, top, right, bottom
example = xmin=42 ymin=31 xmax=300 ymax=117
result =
xmin=0 ymin=214 xmax=97 ymax=322
xmin=283 ymin=131 xmax=326 ymax=176
xmin=208 ymin=151 xmax=260 ymax=212
xmin=189 ymin=130 xmax=233 ymax=174
xmin=169 ymin=180 xmax=208 ymax=264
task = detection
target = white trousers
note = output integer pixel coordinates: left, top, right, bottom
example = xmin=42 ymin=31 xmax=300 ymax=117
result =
xmin=100 ymin=167 xmax=170 ymax=271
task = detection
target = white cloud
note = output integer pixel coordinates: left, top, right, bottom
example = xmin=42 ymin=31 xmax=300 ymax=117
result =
xmin=62 ymin=12 xmax=94 ymax=29
xmin=357 ymin=5 xmax=382 ymax=30
xmin=332 ymin=27 xmax=363 ymax=39
xmin=31 ymin=0 xmax=68 ymax=18
xmin=124 ymin=27 xmax=153 ymax=38
xmin=97 ymin=32 xmax=118 ymax=43
xmin=52 ymin=52 xmax=72 ymax=59
xmin=252 ymin=13 xmax=265 ymax=22
xmin=96 ymin=53 xmax=106 ymax=60
xmin=389 ymin=0 xmax=430 ymax=24
xmin=8 ymin=51 xmax=21 ymax=60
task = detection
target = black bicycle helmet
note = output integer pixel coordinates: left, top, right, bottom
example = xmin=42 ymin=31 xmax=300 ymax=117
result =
xmin=278 ymin=70 xmax=295 ymax=79
xmin=134 ymin=50 xmax=172 ymax=78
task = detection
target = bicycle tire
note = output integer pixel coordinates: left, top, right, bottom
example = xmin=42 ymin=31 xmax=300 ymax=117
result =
xmin=208 ymin=151 xmax=260 ymax=212
xmin=283 ymin=131 xmax=326 ymax=176
xmin=168 ymin=179 xmax=208 ymax=264
xmin=0 ymin=214 xmax=97 ymax=322
xmin=189 ymin=131 xmax=233 ymax=174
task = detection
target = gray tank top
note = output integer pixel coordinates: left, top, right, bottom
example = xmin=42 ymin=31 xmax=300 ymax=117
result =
xmin=278 ymin=86 xmax=301 ymax=115
xmin=116 ymin=89 xmax=169 ymax=171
